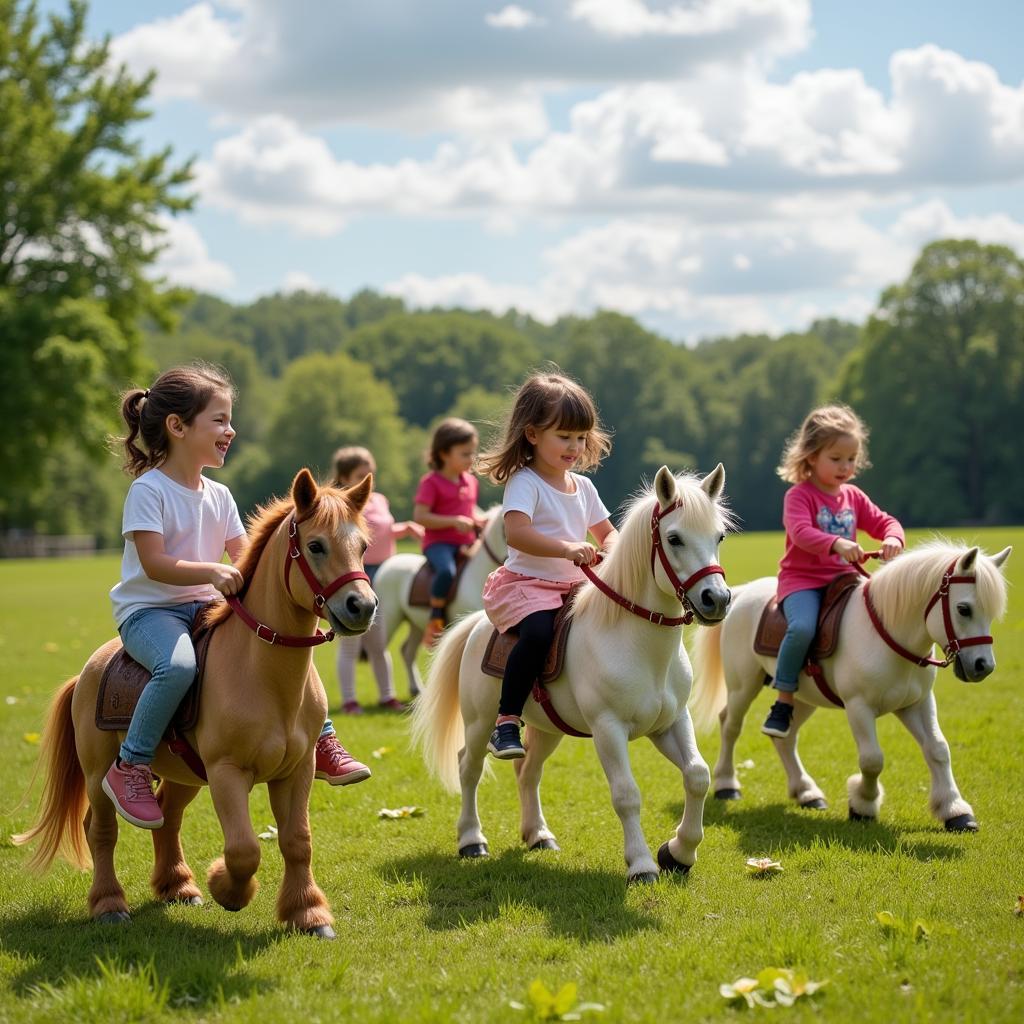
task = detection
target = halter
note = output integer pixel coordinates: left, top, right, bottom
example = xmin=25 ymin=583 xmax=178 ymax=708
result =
xmin=227 ymin=514 xmax=371 ymax=648
xmin=862 ymin=557 xmax=993 ymax=669
xmin=580 ymin=498 xmax=726 ymax=627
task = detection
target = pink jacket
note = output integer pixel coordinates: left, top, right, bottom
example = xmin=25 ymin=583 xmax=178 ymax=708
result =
xmin=777 ymin=481 xmax=904 ymax=602
xmin=362 ymin=492 xmax=397 ymax=567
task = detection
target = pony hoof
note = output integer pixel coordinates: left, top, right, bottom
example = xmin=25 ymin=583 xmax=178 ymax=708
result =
xmin=714 ymin=788 xmax=741 ymax=801
xmin=96 ymin=911 xmax=131 ymax=925
xmin=800 ymin=797 xmax=828 ymax=810
xmin=656 ymin=842 xmax=691 ymax=875
xmin=848 ymin=805 xmax=875 ymax=822
xmin=529 ymin=838 xmax=560 ymax=852
xmin=304 ymin=924 xmax=336 ymax=940
xmin=627 ymin=871 xmax=659 ymax=886
xmin=458 ymin=843 xmax=489 ymax=858
xmin=944 ymin=814 xmax=978 ymax=832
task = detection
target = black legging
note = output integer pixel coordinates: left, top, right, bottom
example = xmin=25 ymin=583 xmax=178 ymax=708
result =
xmin=498 ymin=608 xmax=558 ymax=718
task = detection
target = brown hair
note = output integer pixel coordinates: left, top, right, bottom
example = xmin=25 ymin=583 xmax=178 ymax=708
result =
xmin=476 ymin=370 xmax=612 ymax=484
xmin=331 ymin=445 xmax=375 ymax=486
xmin=428 ymin=418 xmax=478 ymax=471
xmin=777 ymin=403 xmax=871 ymax=484
xmin=117 ymin=363 xmax=236 ymax=478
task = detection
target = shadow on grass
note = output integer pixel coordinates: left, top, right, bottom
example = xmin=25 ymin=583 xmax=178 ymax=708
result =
xmin=0 ymin=899 xmax=286 ymax=1007
xmin=379 ymin=847 xmax=664 ymax=943
xmin=663 ymin=798 xmax=965 ymax=861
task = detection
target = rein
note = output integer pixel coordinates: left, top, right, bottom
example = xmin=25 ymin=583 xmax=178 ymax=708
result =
xmin=580 ymin=499 xmax=725 ymax=627
xmin=226 ymin=514 xmax=370 ymax=648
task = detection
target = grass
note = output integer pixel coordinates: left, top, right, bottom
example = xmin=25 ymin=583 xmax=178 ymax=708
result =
xmin=0 ymin=528 xmax=1021 ymax=1022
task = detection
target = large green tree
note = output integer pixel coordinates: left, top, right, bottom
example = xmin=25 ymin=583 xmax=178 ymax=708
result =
xmin=0 ymin=0 xmax=191 ymax=522
xmin=839 ymin=240 xmax=1024 ymax=525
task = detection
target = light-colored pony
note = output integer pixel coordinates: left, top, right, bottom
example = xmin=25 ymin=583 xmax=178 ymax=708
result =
xmin=690 ymin=540 xmax=1011 ymax=830
xmin=371 ymin=506 xmax=506 ymax=696
xmin=411 ymin=466 xmax=733 ymax=883
xmin=15 ymin=470 xmax=377 ymax=935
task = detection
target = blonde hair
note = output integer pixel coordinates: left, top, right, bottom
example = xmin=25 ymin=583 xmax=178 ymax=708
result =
xmin=331 ymin=445 xmax=375 ymax=486
xmin=777 ymin=403 xmax=871 ymax=484
xmin=477 ymin=370 xmax=612 ymax=485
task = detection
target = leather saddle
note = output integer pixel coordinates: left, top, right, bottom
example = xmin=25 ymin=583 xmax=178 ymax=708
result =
xmin=408 ymin=546 xmax=472 ymax=607
xmin=95 ymin=610 xmax=215 ymax=734
xmin=481 ymin=583 xmax=582 ymax=685
xmin=754 ymin=573 xmax=861 ymax=662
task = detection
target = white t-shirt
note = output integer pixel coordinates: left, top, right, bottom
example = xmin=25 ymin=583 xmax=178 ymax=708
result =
xmin=502 ymin=467 xmax=610 ymax=583
xmin=110 ymin=468 xmax=246 ymax=627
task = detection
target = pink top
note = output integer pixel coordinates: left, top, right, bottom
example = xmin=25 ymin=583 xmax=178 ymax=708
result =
xmin=362 ymin=491 xmax=397 ymax=567
xmin=414 ymin=470 xmax=478 ymax=549
xmin=777 ymin=480 xmax=904 ymax=602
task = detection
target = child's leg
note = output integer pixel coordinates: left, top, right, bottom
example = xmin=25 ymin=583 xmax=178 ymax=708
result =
xmin=489 ymin=608 xmax=558 ymax=759
xmin=423 ymin=543 xmax=458 ymax=645
xmin=361 ymin=618 xmax=398 ymax=704
xmin=763 ymin=588 xmax=823 ymax=737
xmin=336 ymin=635 xmax=362 ymax=710
xmin=315 ymin=719 xmax=371 ymax=786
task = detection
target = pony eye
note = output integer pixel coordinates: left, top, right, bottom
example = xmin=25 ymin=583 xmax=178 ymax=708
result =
xmin=308 ymin=540 xmax=325 ymax=556
xmin=718 ymin=533 xmax=725 ymax=544
xmin=956 ymin=602 xmax=972 ymax=618
xmin=667 ymin=534 xmax=683 ymax=547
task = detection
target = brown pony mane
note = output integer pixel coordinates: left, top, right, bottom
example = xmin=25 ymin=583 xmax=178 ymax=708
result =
xmin=203 ymin=485 xmax=367 ymax=630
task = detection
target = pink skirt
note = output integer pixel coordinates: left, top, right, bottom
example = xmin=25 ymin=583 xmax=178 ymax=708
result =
xmin=482 ymin=566 xmax=576 ymax=634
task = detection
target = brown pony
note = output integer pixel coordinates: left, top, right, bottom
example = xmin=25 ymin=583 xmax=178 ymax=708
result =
xmin=15 ymin=469 xmax=376 ymax=937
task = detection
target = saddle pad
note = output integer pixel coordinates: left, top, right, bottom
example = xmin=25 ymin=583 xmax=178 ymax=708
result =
xmin=95 ymin=613 xmax=215 ymax=733
xmin=754 ymin=573 xmax=861 ymax=661
xmin=408 ymin=548 xmax=470 ymax=608
xmin=481 ymin=583 xmax=582 ymax=685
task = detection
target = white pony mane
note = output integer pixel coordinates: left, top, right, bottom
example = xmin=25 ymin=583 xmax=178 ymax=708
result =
xmin=868 ymin=538 xmax=1008 ymax=629
xmin=572 ymin=472 xmax=735 ymax=630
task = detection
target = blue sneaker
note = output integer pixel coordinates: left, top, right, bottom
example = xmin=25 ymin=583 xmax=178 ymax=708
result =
xmin=762 ymin=700 xmax=794 ymax=738
xmin=487 ymin=722 xmax=526 ymax=759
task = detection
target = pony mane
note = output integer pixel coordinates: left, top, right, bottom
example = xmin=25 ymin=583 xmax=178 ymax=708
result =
xmin=203 ymin=485 xmax=368 ymax=629
xmin=572 ymin=472 xmax=735 ymax=631
xmin=868 ymin=538 xmax=1009 ymax=629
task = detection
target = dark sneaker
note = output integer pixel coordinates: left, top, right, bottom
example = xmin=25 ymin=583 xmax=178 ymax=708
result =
xmin=315 ymin=735 xmax=372 ymax=785
xmin=102 ymin=759 xmax=164 ymax=829
xmin=762 ymin=700 xmax=794 ymax=738
xmin=378 ymin=698 xmax=408 ymax=712
xmin=487 ymin=722 xmax=526 ymax=760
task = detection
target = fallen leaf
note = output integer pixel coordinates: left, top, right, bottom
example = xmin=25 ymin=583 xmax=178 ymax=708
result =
xmin=745 ymin=857 xmax=783 ymax=875
xmin=378 ymin=806 xmax=425 ymax=819
xmin=23 ymin=732 xmax=40 ymax=745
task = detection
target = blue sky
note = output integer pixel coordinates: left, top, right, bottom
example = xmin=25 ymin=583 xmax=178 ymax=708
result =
xmin=70 ymin=1 xmax=1024 ymax=341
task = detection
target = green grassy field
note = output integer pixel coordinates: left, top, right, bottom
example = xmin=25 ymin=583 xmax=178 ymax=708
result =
xmin=0 ymin=528 xmax=1021 ymax=1023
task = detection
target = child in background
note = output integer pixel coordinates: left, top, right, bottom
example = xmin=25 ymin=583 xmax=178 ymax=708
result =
xmin=331 ymin=446 xmax=423 ymax=713
xmin=764 ymin=403 xmax=904 ymax=739
xmin=413 ymin=418 xmax=487 ymax=648
xmin=477 ymin=371 xmax=617 ymax=759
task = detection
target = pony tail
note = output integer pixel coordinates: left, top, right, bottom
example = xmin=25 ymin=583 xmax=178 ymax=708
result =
xmin=120 ymin=389 xmax=151 ymax=477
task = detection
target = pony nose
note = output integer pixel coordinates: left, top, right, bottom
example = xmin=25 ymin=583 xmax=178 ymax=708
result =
xmin=973 ymin=655 xmax=992 ymax=677
xmin=345 ymin=592 xmax=376 ymax=619
xmin=701 ymin=587 xmax=730 ymax=609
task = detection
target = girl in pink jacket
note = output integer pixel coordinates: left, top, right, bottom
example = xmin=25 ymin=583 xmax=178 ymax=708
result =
xmin=763 ymin=405 xmax=904 ymax=739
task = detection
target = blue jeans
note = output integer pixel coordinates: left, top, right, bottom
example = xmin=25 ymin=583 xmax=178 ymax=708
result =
xmin=773 ymin=587 xmax=825 ymax=692
xmin=425 ymin=543 xmax=460 ymax=601
xmin=118 ymin=601 xmax=206 ymax=764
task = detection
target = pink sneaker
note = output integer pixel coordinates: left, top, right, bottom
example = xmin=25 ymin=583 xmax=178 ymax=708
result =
xmin=315 ymin=735 xmax=371 ymax=786
xmin=341 ymin=701 xmax=363 ymax=715
xmin=102 ymin=759 xmax=164 ymax=829
xmin=378 ymin=698 xmax=408 ymax=713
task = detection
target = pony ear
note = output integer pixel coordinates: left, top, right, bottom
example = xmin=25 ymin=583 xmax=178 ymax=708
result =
xmin=990 ymin=545 xmax=1012 ymax=569
xmin=956 ymin=546 xmax=979 ymax=574
xmin=291 ymin=468 xmax=319 ymax=518
xmin=345 ymin=472 xmax=373 ymax=512
xmin=654 ymin=466 xmax=678 ymax=509
xmin=700 ymin=463 xmax=726 ymax=502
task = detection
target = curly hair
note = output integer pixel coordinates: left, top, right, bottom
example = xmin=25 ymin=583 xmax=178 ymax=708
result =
xmin=777 ymin=403 xmax=871 ymax=484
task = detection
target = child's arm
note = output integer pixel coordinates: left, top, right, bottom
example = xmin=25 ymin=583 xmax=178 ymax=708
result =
xmin=392 ymin=520 xmax=424 ymax=541
xmin=413 ymin=502 xmax=475 ymax=533
xmin=504 ymin=511 xmax=597 ymax=565
xmin=225 ymin=535 xmax=247 ymax=563
xmin=852 ymin=488 xmax=905 ymax=561
xmin=133 ymin=531 xmax=244 ymax=595
xmin=590 ymin=518 xmax=618 ymax=551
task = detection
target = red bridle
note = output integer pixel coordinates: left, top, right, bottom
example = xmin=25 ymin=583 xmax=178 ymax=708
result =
xmin=227 ymin=514 xmax=371 ymax=648
xmin=862 ymin=556 xmax=993 ymax=669
xmin=580 ymin=499 xmax=726 ymax=627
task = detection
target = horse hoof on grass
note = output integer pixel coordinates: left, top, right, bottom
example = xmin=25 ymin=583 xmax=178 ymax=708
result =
xmin=944 ymin=813 xmax=978 ymax=832
xmin=800 ymin=797 xmax=828 ymax=810
xmin=529 ymin=838 xmax=560 ymax=852
xmin=627 ymin=871 xmax=659 ymax=886
xmin=96 ymin=911 xmax=131 ymax=925
xmin=303 ymin=924 xmax=336 ymax=940
xmin=714 ymin=788 xmax=741 ymax=801
xmin=656 ymin=842 xmax=691 ymax=875
xmin=848 ymin=805 xmax=875 ymax=822
xmin=458 ymin=843 xmax=489 ymax=858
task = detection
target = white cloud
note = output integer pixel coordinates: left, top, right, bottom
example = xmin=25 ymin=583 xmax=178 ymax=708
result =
xmin=151 ymin=216 xmax=235 ymax=291
xmin=281 ymin=271 xmax=322 ymax=293
xmin=486 ymin=6 xmax=546 ymax=30
xmin=891 ymin=199 xmax=1024 ymax=253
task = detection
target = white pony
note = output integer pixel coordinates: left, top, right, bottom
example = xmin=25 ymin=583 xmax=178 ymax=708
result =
xmin=371 ymin=506 xmax=507 ymax=696
xmin=690 ymin=540 xmax=1011 ymax=830
xmin=411 ymin=466 xmax=733 ymax=883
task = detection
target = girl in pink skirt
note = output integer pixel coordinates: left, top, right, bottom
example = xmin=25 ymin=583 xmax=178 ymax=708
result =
xmin=477 ymin=371 xmax=618 ymax=759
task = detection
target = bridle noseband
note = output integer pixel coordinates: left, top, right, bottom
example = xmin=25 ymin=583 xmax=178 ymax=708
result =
xmin=581 ymin=498 xmax=726 ymax=627
xmin=227 ymin=514 xmax=371 ymax=648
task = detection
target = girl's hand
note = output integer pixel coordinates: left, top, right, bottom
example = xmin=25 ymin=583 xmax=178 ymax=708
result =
xmin=453 ymin=515 xmax=476 ymax=532
xmin=831 ymin=538 xmax=864 ymax=564
xmin=563 ymin=541 xmax=597 ymax=566
xmin=880 ymin=537 xmax=903 ymax=562
xmin=209 ymin=563 xmax=244 ymax=596
xmin=403 ymin=521 xmax=425 ymax=540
